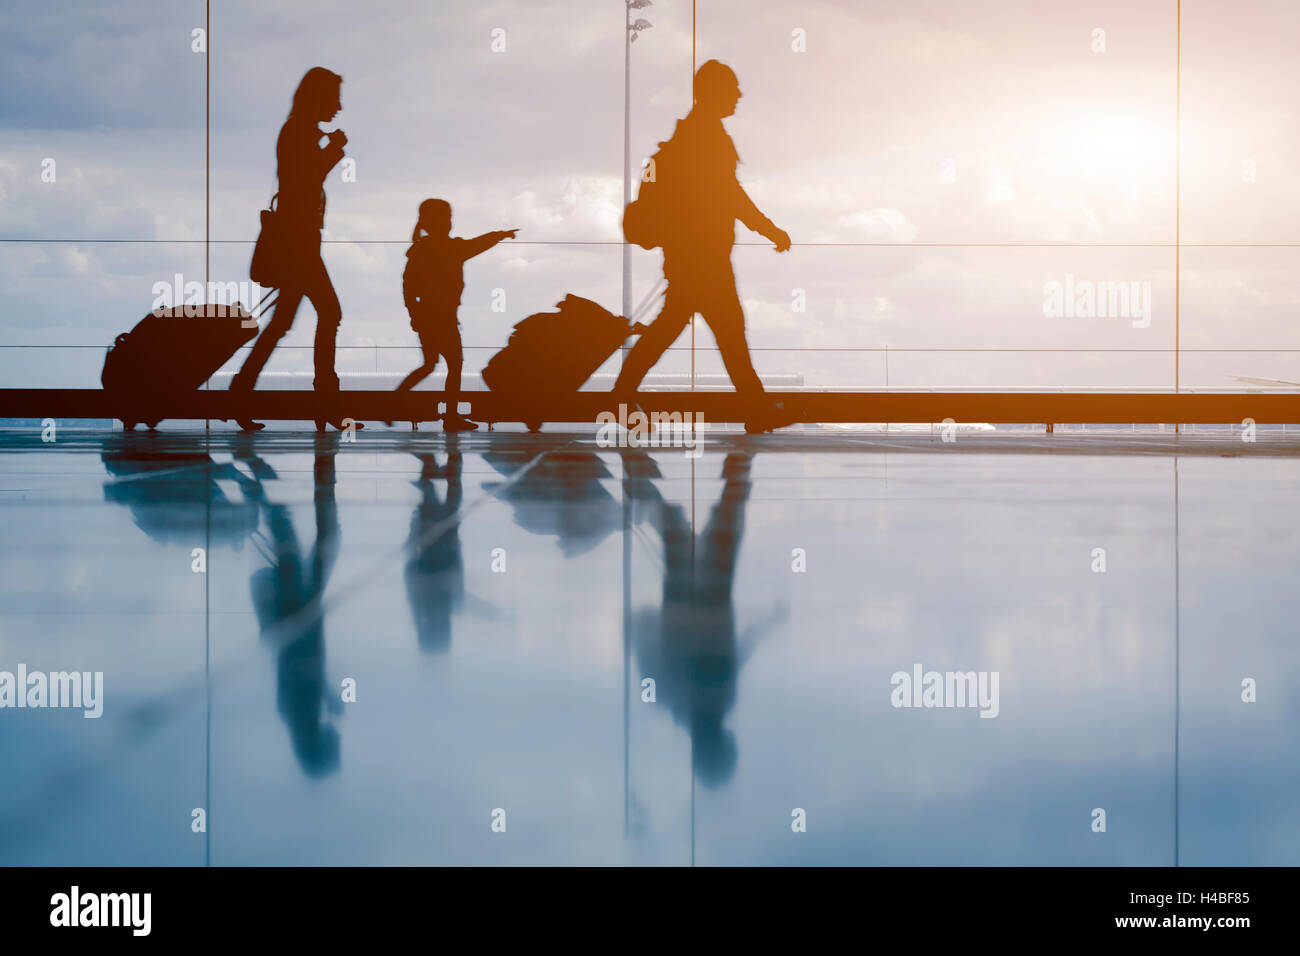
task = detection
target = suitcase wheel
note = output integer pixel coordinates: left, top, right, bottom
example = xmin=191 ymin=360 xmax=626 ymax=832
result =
xmin=525 ymin=420 xmax=543 ymax=433
xmin=145 ymin=420 xmax=160 ymax=430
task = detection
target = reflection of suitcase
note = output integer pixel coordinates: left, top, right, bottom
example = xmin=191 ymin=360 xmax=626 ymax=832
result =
xmin=101 ymin=305 xmax=259 ymax=429
xmin=481 ymin=295 xmax=643 ymax=431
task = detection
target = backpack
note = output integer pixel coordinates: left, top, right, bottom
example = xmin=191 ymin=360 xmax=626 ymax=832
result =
xmin=622 ymin=138 xmax=677 ymax=251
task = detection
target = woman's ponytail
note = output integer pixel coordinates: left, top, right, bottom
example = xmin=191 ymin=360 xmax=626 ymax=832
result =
xmin=411 ymin=198 xmax=451 ymax=246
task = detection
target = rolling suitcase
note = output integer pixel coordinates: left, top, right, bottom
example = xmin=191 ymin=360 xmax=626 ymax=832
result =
xmin=481 ymin=294 xmax=643 ymax=432
xmin=101 ymin=303 xmax=261 ymax=429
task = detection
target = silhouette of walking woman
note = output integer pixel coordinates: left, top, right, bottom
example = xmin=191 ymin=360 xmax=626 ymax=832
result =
xmin=616 ymin=60 xmax=791 ymax=433
xmin=232 ymin=67 xmax=359 ymax=432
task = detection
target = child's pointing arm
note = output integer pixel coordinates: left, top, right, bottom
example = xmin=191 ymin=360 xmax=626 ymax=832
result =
xmin=461 ymin=229 xmax=519 ymax=260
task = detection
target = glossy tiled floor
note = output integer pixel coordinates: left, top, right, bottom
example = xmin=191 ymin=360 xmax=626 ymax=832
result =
xmin=0 ymin=425 xmax=1296 ymax=865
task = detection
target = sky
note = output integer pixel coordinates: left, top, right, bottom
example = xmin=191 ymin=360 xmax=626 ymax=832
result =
xmin=1 ymin=0 xmax=1298 ymax=390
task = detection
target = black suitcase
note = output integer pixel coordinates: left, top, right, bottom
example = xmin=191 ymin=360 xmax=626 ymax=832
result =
xmin=481 ymin=294 xmax=641 ymax=431
xmin=101 ymin=304 xmax=260 ymax=429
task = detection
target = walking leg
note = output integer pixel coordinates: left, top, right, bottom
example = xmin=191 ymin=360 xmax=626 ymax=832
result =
xmin=442 ymin=336 xmax=477 ymax=431
xmin=700 ymin=287 xmax=785 ymax=431
xmin=396 ymin=362 xmax=438 ymax=393
xmin=612 ymin=294 xmax=693 ymax=401
xmin=701 ymin=292 xmax=764 ymax=398
xmin=233 ymin=290 xmax=301 ymax=391
xmin=303 ymin=255 xmax=356 ymax=430
xmin=230 ymin=290 xmax=301 ymax=430
xmin=305 ymin=258 xmax=342 ymax=394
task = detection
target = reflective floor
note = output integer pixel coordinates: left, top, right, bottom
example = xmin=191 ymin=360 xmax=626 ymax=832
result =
xmin=0 ymin=425 xmax=1297 ymax=866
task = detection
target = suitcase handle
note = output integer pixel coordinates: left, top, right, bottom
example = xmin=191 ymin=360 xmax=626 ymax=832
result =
xmin=252 ymin=287 xmax=279 ymax=315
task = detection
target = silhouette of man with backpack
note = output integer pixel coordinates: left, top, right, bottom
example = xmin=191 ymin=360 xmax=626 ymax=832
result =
xmin=619 ymin=60 xmax=791 ymax=433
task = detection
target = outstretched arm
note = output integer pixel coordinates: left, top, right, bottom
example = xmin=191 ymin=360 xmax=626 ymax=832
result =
xmin=460 ymin=228 xmax=519 ymax=260
xmin=736 ymin=184 xmax=790 ymax=252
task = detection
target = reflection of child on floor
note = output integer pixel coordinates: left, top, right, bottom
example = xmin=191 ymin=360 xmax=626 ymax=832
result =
xmin=394 ymin=199 xmax=517 ymax=431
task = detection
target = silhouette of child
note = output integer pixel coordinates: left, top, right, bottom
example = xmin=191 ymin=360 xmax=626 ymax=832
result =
xmin=394 ymin=199 xmax=517 ymax=431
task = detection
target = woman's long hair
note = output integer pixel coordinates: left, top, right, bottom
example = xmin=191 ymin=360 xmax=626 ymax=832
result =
xmin=289 ymin=67 xmax=342 ymax=120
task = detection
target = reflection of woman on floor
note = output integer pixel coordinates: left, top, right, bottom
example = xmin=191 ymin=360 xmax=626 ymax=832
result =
xmin=248 ymin=441 xmax=342 ymax=777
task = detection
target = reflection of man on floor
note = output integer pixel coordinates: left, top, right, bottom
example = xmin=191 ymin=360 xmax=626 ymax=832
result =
xmin=628 ymin=451 xmax=765 ymax=788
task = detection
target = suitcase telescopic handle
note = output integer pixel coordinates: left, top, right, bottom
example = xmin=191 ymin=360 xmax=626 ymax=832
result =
xmin=253 ymin=287 xmax=279 ymax=315
xmin=629 ymin=277 xmax=667 ymax=322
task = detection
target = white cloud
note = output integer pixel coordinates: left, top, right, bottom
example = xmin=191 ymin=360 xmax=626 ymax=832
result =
xmin=835 ymin=208 xmax=918 ymax=243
